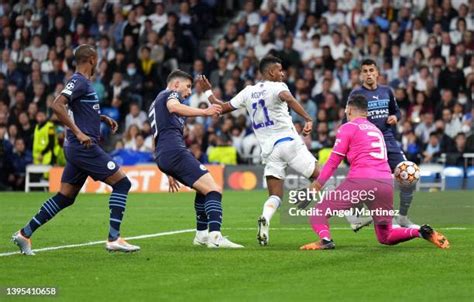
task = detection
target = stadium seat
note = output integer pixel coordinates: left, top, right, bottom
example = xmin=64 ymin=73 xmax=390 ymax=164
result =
xmin=417 ymin=164 xmax=445 ymax=191
xmin=465 ymin=167 xmax=474 ymax=190
xmin=25 ymin=165 xmax=52 ymax=192
xmin=442 ymin=167 xmax=464 ymax=190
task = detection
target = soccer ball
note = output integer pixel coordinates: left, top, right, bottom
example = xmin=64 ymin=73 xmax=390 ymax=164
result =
xmin=394 ymin=161 xmax=420 ymax=186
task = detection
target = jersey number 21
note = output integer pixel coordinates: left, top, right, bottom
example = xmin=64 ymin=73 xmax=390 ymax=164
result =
xmin=252 ymin=99 xmax=274 ymax=129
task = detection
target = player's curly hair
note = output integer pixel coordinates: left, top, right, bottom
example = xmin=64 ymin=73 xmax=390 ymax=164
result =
xmin=259 ymin=55 xmax=282 ymax=74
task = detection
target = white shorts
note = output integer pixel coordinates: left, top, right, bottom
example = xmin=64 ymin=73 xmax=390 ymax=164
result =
xmin=263 ymin=139 xmax=317 ymax=179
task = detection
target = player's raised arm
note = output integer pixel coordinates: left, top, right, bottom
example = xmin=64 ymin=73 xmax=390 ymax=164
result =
xmin=167 ymin=98 xmax=222 ymax=117
xmin=197 ymin=75 xmax=236 ymax=114
xmin=50 ymin=94 xmax=92 ymax=148
xmin=279 ymin=91 xmax=313 ymax=136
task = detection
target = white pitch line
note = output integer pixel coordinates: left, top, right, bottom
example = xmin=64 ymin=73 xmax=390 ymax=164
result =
xmin=0 ymin=229 xmax=194 ymax=257
xmin=1 ymin=227 xmax=468 ymax=257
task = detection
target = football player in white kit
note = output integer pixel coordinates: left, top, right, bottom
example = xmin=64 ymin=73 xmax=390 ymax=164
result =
xmin=198 ymin=56 xmax=319 ymax=245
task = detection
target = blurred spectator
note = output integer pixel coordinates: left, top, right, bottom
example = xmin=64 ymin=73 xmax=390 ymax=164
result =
xmin=0 ymin=123 xmax=13 ymax=189
xmin=445 ymin=133 xmax=468 ymax=166
xmin=32 ymin=111 xmax=56 ymax=166
xmin=27 ymin=35 xmax=48 ymax=62
xmin=210 ymin=57 xmax=231 ymax=90
xmin=422 ymin=132 xmax=441 ymax=163
xmin=125 ymin=103 xmax=147 ymax=130
xmin=208 ymin=135 xmax=237 ymax=165
xmin=291 ymin=92 xmax=316 ymax=124
xmin=415 ymin=112 xmax=436 ymax=144
xmin=0 ymin=0 xmax=470 ymax=175
xmin=443 ymin=108 xmax=463 ymax=138
xmin=439 ymin=55 xmax=466 ymax=96
xmin=124 ymin=124 xmax=140 ymax=150
xmin=9 ymin=137 xmax=32 ymax=190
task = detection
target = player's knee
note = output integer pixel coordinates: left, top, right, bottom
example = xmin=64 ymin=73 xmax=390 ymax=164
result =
xmin=375 ymin=231 xmax=391 ymax=245
xmin=205 ymin=186 xmax=222 ymax=195
xmin=113 ymin=177 xmax=131 ymax=192
xmin=376 ymin=236 xmax=391 ymax=245
xmin=375 ymin=225 xmax=391 ymax=245
xmin=205 ymin=180 xmax=222 ymax=194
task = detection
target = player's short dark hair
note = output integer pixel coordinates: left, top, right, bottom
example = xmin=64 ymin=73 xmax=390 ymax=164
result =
xmin=347 ymin=94 xmax=368 ymax=112
xmin=74 ymin=44 xmax=97 ymax=64
xmin=259 ymin=55 xmax=282 ymax=74
xmin=361 ymin=59 xmax=377 ymax=69
xmin=166 ymin=69 xmax=193 ymax=84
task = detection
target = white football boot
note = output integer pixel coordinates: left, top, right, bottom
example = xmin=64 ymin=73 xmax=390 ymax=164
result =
xmin=207 ymin=231 xmax=244 ymax=249
xmin=347 ymin=216 xmax=373 ymax=232
xmin=257 ymin=216 xmax=270 ymax=246
xmin=12 ymin=231 xmax=35 ymax=256
xmin=193 ymin=230 xmax=209 ymax=246
xmin=106 ymin=237 xmax=140 ymax=253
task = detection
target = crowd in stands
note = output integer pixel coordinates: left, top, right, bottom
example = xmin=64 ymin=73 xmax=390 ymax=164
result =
xmin=0 ymin=0 xmax=473 ymax=190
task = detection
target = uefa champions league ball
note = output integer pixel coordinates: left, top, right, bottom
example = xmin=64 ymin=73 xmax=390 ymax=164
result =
xmin=394 ymin=161 xmax=421 ymax=186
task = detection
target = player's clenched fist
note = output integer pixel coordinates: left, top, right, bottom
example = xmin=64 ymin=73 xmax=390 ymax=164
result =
xmin=204 ymin=104 xmax=222 ymax=116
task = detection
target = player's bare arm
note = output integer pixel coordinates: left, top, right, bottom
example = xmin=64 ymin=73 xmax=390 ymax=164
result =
xmin=167 ymin=98 xmax=222 ymax=117
xmin=168 ymin=175 xmax=181 ymax=193
xmin=387 ymin=90 xmax=401 ymax=125
xmin=50 ymin=94 xmax=92 ymax=148
xmin=100 ymin=115 xmax=118 ymax=134
xmin=386 ymin=115 xmax=398 ymax=125
xmin=197 ymin=75 xmax=235 ymax=114
xmin=279 ymin=91 xmax=313 ymax=136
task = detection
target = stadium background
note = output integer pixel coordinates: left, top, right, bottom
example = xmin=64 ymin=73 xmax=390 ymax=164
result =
xmin=0 ymin=2 xmax=473 ymax=301
xmin=0 ymin=0 xmax=473 ymax=192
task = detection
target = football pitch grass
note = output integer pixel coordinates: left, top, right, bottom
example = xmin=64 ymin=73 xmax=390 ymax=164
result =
xmin=0 ymin=190 xmax=473 ymax=301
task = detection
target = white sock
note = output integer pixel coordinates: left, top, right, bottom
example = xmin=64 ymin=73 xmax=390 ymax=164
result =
xmin=262 ymin=195 xmax=281 ymax=222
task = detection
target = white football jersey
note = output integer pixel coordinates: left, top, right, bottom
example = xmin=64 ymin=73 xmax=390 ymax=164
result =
xmin=230 ymin=81 xmax=299 ymax=159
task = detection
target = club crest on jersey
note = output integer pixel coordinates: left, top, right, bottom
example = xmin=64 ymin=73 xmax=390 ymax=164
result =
xmin=107 ymin=161 xmax=116 ymax=170
xmin=93 ymin=104 xmax=100 ymax=110
xmin=199 ymin=164 xmax=207 ymax=171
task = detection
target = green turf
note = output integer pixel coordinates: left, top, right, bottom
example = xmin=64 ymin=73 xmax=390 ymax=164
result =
xmin=0 ymin=191 xmax=473 ymax=301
